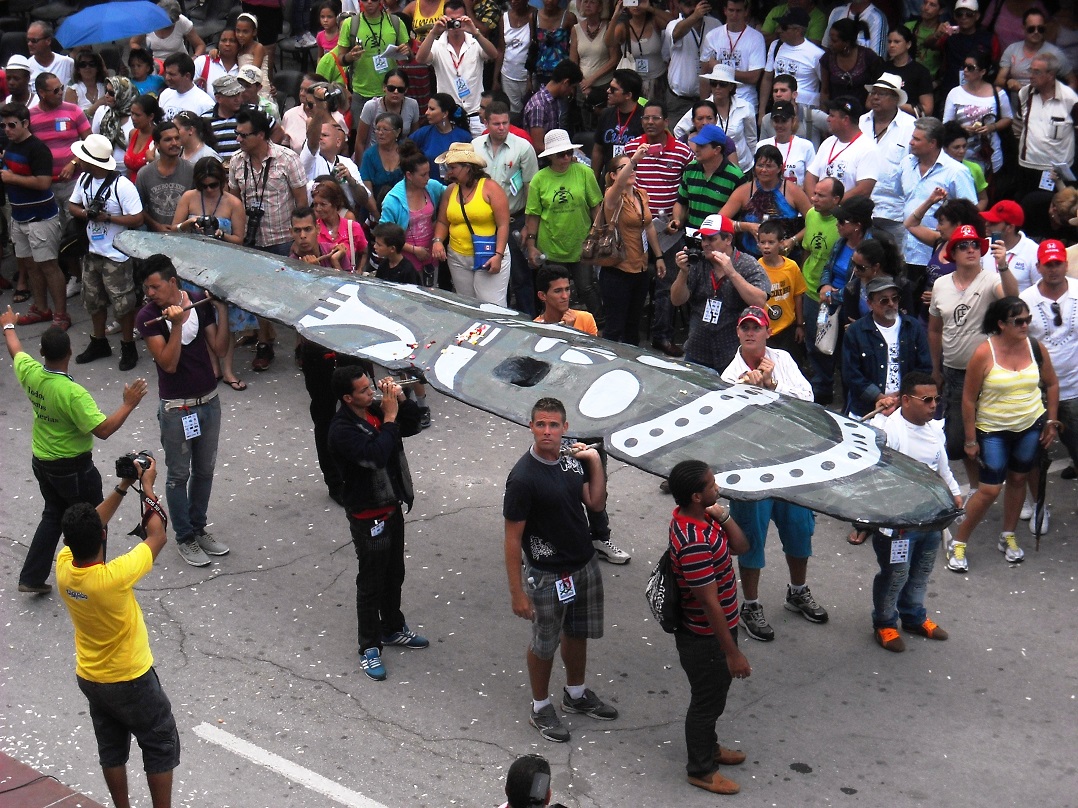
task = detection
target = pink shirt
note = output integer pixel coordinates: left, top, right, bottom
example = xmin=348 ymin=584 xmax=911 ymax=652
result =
xmin=318 ymin=218 xmax=368 ymax=273
xmin=29 ymin=102 xmax=92 ymax=179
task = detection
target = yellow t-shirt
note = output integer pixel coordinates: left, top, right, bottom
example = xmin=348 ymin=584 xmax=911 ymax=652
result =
xmin=761 ymin=256 xmax=806 ymax=336
xmin=56 ymin=543 xmax=154 ymax=683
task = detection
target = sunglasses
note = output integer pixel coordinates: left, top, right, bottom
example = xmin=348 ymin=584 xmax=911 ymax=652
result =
xmin=909 ymin=394 xmax=943 ymax=404
xmin=954 ymin=9 xmax=975 ymax=16
xmin=235 ymin=130 xmax=256 ymax=139
xmin=954 ymin=239 xmax=981 ymax=251
xmin=26 ymin=36 xmax=46 ymax=43
xmin=1008 ymin=316 xmax=1033 ymax=326
xmin=1051 ymin=301 xmax=1063 ymax=326
xmin=384 ymin=85 xmax=406 ymax=93
xmin=1 ymin=121 xmax=20 ymax=129
xmin=874 ymin=295 xmax=900 ymax=306
xmin=836 ymin=218 xmax=850 ymax=225
xmin=851 ymin=261 xmax=869 ymax=272
xmin=105 ymin=88 xmax=116 ymax=96
xmin=200 ymin=181 xmax=221 ymax=190
xmin=1026 ymin=24 xmax=1046 ymax=33
xmin=962 ymin=63 xmax=980 ymax=71
xmin=710 ymin=81 xmax=734 ymax=88
xmin=77 ymin=61 xmax=96 ymax=68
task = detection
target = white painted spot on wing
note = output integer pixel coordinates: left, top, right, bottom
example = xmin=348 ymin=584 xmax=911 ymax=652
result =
xmin=637 ymin=354 xmax=692 ymax=370
xmin=579 ymin=369 xmax=641 ymax=418
xmin=534 ymin=337 xmax=566 ymax=352
xmin=561 ymin=348 xmax=593 ymax=365
xmin=434 ymin=344 xmax=475 ymax=389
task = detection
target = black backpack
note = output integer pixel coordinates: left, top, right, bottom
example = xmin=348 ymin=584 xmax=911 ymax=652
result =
xmin=644 ymin=548 xmax=682 ymax=633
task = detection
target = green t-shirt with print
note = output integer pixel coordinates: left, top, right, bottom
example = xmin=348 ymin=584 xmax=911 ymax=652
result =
xmin=800 ymin=208 xmax=839 ymax=302
xmin=14 ymin=352 xmax=105 ymax=460
xmin=336 ymin=13 xmax=410 ymax=99
xmin=525 ymin=162 xmax=604 ymax=263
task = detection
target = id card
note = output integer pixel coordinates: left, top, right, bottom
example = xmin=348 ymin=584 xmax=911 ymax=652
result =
xmin=373 ymin=54 xmax=389 ymax=73
xmin=634 ymin=57 xmax=649 ymax=73
xmin=889 ymin=538 xmax=910 ymax=564
xmin=1040 ymin=170 xmax=1057 ymax=192
xmin=702 ymin=297 xmax=722 ymax=324
xmin=371 ymin=519 xmax=385 ymax=537
xmin=508 ymin=168 xmax=524 ymax=197
xmin=612 ymin=144 xmax=625 ymax=158
xmin=89 ymin=220 xmax=107 ymax=241
xmin=455 ymin=75 xmax=471 ymax=99
xmin=181 ymin=411 xmax=201 ymax=440
xmin=556 ymin=574 xmax=577 ymax=603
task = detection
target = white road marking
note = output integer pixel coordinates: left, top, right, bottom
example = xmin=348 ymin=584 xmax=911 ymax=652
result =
xmin=192 ymin=723 xmax=388 ymax=808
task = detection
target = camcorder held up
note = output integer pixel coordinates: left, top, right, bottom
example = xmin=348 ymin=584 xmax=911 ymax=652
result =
xmin=116 ymin=450 xmax=154 ymax=480
xmin=243 ymin=207 xmax=264 ymax=246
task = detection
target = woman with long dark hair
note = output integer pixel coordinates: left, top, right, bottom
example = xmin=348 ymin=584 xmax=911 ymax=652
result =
xmin=720 ymin=145 xmax=810 ymax=258
xmin=820 ymin=18 xmax=884 ymax=106
xmin=380 ymin=141 xmax=447 ymax=286
xmin=409 ymin=93 xmax=472 ymax=183
xmin=174 ymin=110 xmax=221 ymax=164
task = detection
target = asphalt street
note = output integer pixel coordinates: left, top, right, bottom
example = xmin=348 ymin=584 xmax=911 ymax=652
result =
xmin=2 ymin=307 xmax=1077 ymax=808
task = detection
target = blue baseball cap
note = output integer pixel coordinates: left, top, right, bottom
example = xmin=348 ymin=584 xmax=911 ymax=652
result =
xmin=689 ymin=124 xmax=729 ymax=148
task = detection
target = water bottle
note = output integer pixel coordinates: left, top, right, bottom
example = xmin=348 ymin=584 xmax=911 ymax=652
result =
xmin=817 ymin=304 xmax=828 ymax=329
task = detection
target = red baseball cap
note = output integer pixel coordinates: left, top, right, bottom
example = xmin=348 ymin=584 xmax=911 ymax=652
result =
xmin=943 ymin=224 xmax=989 ymax=262
xmin=982 ymin=200 xmax=1024 ymax=227
xmin=1038 ymin=239 xmax=1068 ymax=264
xmin=737 ymin=306 xmax=770 ymax=329
xmin=698 ymin=214 xmax=735 ymax=236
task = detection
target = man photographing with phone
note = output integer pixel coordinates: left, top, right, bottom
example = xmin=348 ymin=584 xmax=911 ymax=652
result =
xmin=56 ymin=454 xmax=180 ymax=808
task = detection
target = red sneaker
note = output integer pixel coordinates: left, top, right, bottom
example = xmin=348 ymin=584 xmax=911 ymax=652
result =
xmin=16 ymin=306 xmax=52 ymax=325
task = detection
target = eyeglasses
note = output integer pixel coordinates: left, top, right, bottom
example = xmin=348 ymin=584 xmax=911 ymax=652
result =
xmin=874 ymin=295 xmax=900 ymax=306
xmin=384 ymin=85 xmax=406 ymax=93
xmin=200 ymin=181 xmax=221 ymax=190
xmin=1008 ymin=316 xmax=1033 ymax=326
xmin=235 ymin=130 xmax=256 ymax=139
xmin=373 ymin=126 xmax=398 ymax=134
xmin=954 ymin=239 xmax=981 ymax=251
xmin=909 ymin=394 xmax=942 ymax=404
xmin=962 ymin=63 xmax=980 ymax=71
xmin=1026 ymin=24 xmax=1046 ymax=33
xmin=1051 ymin=301 xmax=1063 ymax=326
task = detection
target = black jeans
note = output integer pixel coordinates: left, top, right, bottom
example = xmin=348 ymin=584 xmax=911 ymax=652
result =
xmin=675 ymin=628 xmax=735 ymax=778
xmin=348 ymin=506 xmax=407 ymax=653
xmin=23 ymin=453 xmax=103 ymax=586
xmin=598 ymin=266 xmax=650 ymax=345
xmin=508 ymin=213 xmax=535 ymax=316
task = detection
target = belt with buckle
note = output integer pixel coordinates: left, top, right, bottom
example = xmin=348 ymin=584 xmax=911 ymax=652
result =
xmin=162 ymin=389 xmax=219 ymax=411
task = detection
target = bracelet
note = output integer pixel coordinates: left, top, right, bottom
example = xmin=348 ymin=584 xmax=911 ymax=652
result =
xmin=965 ymin=440 xmax=977 ymax=447
xmin=1046 ymin=419 xmax=1062 ymax=428
xmin=718 ymin=510 xmax=731 ymax=525
xmin=432 ymin=236 xmax=443 ymax=243
xmin=114 ymin=485 xmax=127 ymax=497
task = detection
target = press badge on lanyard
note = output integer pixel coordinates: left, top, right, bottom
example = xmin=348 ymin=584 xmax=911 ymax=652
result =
xmin=454 ymin=75 xmax=471 ymax=99
xmin=371 ymin=519 xmax=386 ymax=537
xmin=702 ymin=298 xmax=722 ymax=324
xmin=89 ymin=220 xmax=107 ymax=242
xmin=889 ymin=538 xmax=909 ymax=564
xmin=181 ymin=411 xmax=201 ymax=440
xmin=373 ymin=53 xmax=389 ymax=73
xmin=556 ymin=574 xmax=576 ymax=603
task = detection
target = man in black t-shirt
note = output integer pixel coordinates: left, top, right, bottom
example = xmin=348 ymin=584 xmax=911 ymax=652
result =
xmin=503 ymin=397 xmax=617 ymax=744
xmin=591 ymin=70 xmax=645 ymax=179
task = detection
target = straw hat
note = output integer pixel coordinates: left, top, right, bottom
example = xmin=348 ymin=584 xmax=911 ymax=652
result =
xmin=435 ymin=142 xmax=488 ymax=167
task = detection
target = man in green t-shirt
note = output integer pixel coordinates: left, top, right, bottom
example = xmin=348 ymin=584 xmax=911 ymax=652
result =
xmin=334 ymin=0 xmax=411 ymax=124
xmin=3 ymin=306 xmax=148 ymax=594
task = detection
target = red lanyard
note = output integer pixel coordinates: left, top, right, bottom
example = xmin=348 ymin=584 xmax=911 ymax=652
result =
xmin=450 ymin=41 xmax=469 ymax=75
xmin=726 ymin=25 xmax=746 ymax=59
xmin=781 ymin=137 xmax=794 ymax=173
xmin=615 ymin=105 xmax=638 ymax=137
xmin=827 ymin=131 xmax=861 ymax=165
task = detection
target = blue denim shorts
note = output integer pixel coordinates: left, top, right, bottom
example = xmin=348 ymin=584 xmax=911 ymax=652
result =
xmin=77 ymin=667 xmax=180 ymax=773
xmin=977 ymin=420 xmax=1044 ymax=486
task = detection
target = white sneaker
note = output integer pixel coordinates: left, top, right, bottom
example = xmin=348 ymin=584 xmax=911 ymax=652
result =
xmin=105 ymin=320 xmax=121 ymax=335
xmin=1019 ymin=497 xmax=1034 ymax=521
xmin=1028 ymin=505 xmax=1051 ymax=535
xmin=998 ymin=532 xmax=1025 ymax=562
xmin=592 ymin=537 xmax=631 ymax=564
xmin=946 ymin=539 xmax=968 ymax=573
xmin=66 ymin=277 xmax=81 ymax=298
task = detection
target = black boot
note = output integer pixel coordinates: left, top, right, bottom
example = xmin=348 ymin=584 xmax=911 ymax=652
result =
xmin=118 ymin=340 xmax=139 ymax=371
xmin=76 ymin=336 xmax=112 ymax=364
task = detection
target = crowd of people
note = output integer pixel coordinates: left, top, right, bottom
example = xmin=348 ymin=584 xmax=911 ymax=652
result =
xmin=4 ymin=0 xmax=1078 ymax=803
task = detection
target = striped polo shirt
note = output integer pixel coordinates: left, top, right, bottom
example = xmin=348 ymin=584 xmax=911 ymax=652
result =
xmin=669 ymin=508 xmax=739 ymax=635
xmin=677 ymin=158 xmax=745 ymax=229
xmin=624 ymin=133 xmax=695 ymax=217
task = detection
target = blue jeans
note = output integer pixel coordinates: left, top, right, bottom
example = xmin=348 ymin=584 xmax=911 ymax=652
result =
xmin=22 ymin=453 xmax=103 ymax=586
xmin=977 ymin=420 xmax=1043 ymax=485
xmin=158 ymin=398 xmax=221 ymax=543
xmin=871 ymin=529 xmax=940 ymax=629
xmin=675 ymin=629 xmax=735 ymax=778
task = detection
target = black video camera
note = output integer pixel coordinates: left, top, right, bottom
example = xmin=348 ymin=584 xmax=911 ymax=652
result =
xmin=243 ymin=206 xmax=264 ymax=247
xmin=85 ymin=199 xmax=106 ymax=220
xmin=116 ymin=450 xmax=153 ymax=480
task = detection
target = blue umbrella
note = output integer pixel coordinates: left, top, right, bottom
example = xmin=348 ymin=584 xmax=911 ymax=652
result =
xmin=56 ymin=0 xmax=172 ymax=49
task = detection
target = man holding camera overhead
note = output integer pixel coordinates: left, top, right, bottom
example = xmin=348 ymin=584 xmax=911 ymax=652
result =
xmin=56 ymin=455 xmax=180 ymax=808
xmin=135 ymin=254 xmax=231 ymax=568
xmin=4 ymin=306 xmax=148 ymax=594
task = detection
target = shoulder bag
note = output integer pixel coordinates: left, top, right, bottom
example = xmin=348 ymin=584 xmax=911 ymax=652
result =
xmin=580 ymin=195 xmax=626 ymax=266
xmin=457 ymin=182 xmax=498 ymax=270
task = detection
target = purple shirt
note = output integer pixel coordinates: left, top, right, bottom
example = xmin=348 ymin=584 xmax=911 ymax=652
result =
xmin=135 ymin=291 xmax=218 ymax=400
xmin=522 ymin=86 xmax=563 ymax=136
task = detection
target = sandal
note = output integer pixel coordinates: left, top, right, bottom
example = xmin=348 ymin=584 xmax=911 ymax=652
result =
xmin=12 ymin=288 xmax=30 ymax=302
xmin=221 ymin=377 xmax=247 ymax=391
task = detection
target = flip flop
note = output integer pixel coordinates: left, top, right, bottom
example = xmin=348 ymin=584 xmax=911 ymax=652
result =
xmin=222 ymin=377 xmax=247 ymax=391
xmin=12 ymin=289 xmax=30 ymax=302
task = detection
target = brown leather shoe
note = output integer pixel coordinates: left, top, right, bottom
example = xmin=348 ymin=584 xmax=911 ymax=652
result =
xmin=714 ymin=745 xmax=746 ymax=765
xmin=652 ymin=339 xmax=684 ymax=357
xmin=688 ymin=771 xmax=740 ymax=794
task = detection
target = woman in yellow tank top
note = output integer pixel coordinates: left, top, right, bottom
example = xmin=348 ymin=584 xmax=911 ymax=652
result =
xmin=949 ymin=297 xmax=1060 ymax=574
xmin=431 ymin=142 xmax=511 ymax=306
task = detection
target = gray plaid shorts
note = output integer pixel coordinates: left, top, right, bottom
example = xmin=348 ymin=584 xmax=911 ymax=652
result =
xmin=526 ymin=554 xmax=604 ymax=659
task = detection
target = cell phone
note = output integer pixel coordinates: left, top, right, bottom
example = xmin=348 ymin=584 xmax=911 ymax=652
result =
xmin=624 ymin=0 xmax=639 ymax=7
xmin=530 ymin=772 xmax=551 ymax=802
xmin=647 ymin=143 xmax=662 ymax=156
xmin=989 ymin=231 xmax=1002 ymax=243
